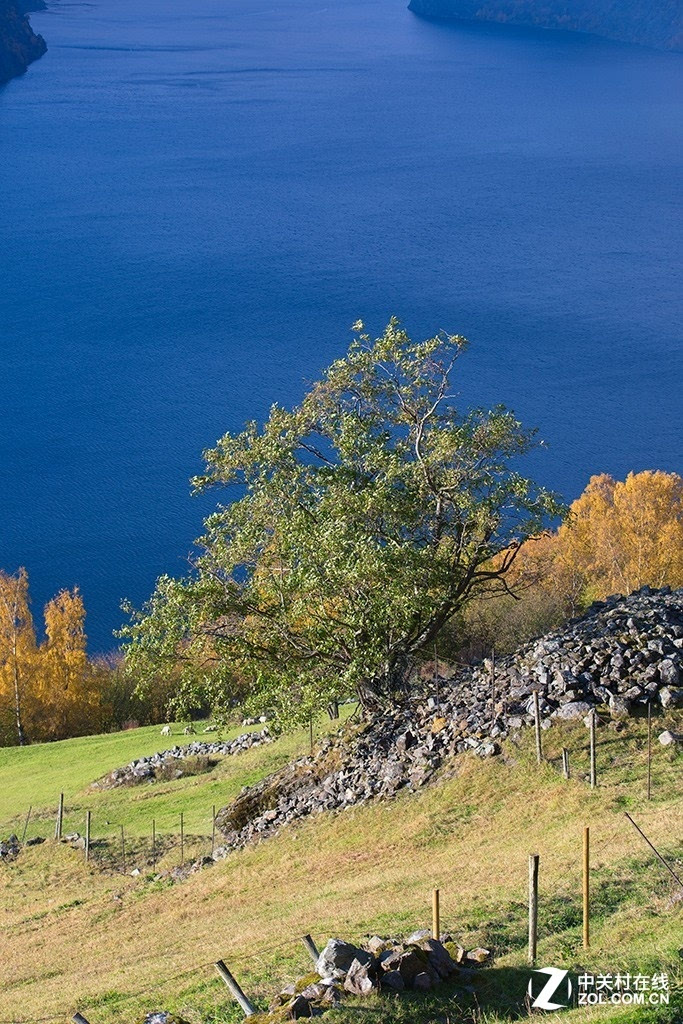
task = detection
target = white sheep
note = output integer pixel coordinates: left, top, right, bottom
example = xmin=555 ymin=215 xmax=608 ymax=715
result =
xmin=160 ymin=725 xmax=172 ymax=737
xmin=183 ymin=724 xmax=196 ymax=735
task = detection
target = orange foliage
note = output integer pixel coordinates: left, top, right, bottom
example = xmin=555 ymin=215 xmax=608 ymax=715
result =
xmin=0 ymin=570 xmax=107 ymax=745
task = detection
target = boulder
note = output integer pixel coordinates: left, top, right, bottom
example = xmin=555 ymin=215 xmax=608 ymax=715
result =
xmin=414 ymin=938 xmax=458 ymax=979
xmin=660 ymin=686 xmax=683 ymax=709
xmin=343 ymin=958 xmax=377 ymax=996
xmin=381 ymin=970 xmax=404 ymax=992
xmin=413 ymin=971 xmax=433 ymax=991
xmin=658 ymin=730 xmax=682 ymax=747
xmin=396 ymin=948 xmax=436 ymax=986
xmin=659 ymin=660 xmax=680 ymax=687
xmin=553 ymin=701 xmax=593 ymax=720
xmin=315 ymin=939 xmax=371 ymax=979
xmin=288 ymin=995 xmax=312 ymax=1019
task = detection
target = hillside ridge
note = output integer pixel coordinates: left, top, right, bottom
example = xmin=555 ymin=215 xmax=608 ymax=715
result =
xmin=213 ymin=586 xmax=682 ymax=859
xmin=408 ymin=0 xmax=683 ymax=52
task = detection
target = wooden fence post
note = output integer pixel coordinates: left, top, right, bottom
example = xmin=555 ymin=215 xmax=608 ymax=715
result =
xmin=21 ymin=805 xmax=32 ymax=843
xmin=85 ymin=810 xmax=91 ymax=863
xmin=651 ymin=704 xmax=655 ymax=798
xmin=55 ymin=792 xmax=64 ymax=840
xmin=583 ymin=826 xmax=590 ymax=949
xmin=432 ymin=887 xmax=441 ymax=941
xmin=301 ymin=934 xmax=320 ymax=964
xmin=533 ymin=691 xmax=543 ymax=764
xmin=215 ymin=960 xmax=257 ymax=1016
xmin=590 ymin=711 xmax=597 ymax=789
xmin=528 ymin=854 xmax=539 ymax=964
xmin=490 ymin=648 xmax=496 ymax=707
xmin=562 ymin=747 xmax=570 ymax=780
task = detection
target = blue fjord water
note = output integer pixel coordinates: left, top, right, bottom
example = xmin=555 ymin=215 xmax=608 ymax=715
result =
xmin=0 ymin=0 xmax=681 ymax=649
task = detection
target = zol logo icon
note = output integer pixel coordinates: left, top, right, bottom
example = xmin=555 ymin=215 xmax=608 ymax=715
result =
xmin=528 ymin=967 xmax=573 ymax=1010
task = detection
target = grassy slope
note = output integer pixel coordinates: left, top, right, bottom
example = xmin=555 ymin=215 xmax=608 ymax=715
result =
xmin=0 ymin=711 xmax=681 ymax=1024
xmin=0 ymin=718 xmax=341 ymax=841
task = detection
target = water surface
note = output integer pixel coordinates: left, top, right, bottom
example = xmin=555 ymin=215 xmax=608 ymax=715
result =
xmin=1 ymin=0 xmax=681 ymax=648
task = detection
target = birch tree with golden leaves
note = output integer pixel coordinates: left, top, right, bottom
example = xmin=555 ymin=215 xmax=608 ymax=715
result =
xmin=0 ymin=568 xmax=37 ymax=746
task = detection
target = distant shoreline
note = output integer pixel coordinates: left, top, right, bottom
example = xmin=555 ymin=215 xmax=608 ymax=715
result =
xmin=407 ymin=0 xmax=683 ymax=53
xmin=0 ymin=0 xmax=47 ymax=86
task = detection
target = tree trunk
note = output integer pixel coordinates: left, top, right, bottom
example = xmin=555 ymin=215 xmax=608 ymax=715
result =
xmin=358 ymin=650 xmax=412 ymax=707
xmin=12 ymin=658 xmax=26 ymax=747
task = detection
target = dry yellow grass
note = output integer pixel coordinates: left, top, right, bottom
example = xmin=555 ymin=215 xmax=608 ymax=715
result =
xmin=0 ymin=714 xmax=680 ymax=1023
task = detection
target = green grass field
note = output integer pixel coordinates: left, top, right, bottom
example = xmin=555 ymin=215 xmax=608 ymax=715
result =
xmin=0 ymin=715 xmax=349 ymax=844
xmin=0 ymin=709 xmax=680 ymax=1024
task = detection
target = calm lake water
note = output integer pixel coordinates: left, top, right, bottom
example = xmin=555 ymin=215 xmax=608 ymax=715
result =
xmin=1 ymin=0 xmax=681 ymax=649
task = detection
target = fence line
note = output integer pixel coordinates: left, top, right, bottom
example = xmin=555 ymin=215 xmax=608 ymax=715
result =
xmin=1 ymin=823 xmax=680 ymax=1024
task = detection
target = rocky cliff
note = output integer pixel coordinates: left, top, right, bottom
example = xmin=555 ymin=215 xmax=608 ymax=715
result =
xmin=408 ymin=0 xmax=683 ymax=52
xmin=0 ymin=0 xmax=46 ymax=85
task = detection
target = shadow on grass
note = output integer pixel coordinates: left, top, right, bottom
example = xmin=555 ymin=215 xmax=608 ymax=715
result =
xmin=327 ymin=967 xmax=534 ymax=1024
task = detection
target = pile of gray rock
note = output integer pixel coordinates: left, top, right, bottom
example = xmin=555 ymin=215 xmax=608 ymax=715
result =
xmin=0 ymin=835 xmax=21 ymax=861
xmin=261 ymin=933 xmax=489 ymax=1020
xmin=473 ymin=585 xmax=683 ymax=725
xmin=0 ymin=834 xmax=44 ymax=861
xmin=212 ymin=588 xmax=681 ymax=857
xmin=93 ymin=728 xmax=272 ymax=789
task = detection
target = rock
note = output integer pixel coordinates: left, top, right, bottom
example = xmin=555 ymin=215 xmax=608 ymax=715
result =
xmin=288 ymin=995 xmax=312 ymax=1019
xmin=466 ymin=947 xmax=492 ymax=964
xmin=381 ymin=970 xmax=404 ymax=992
xmin=552 ymin=701 xmax=593 ymax=720
xmin=137 ymin=1014 xmax=190 ymax=1024
xmin=343 ymin=958 xmax=377 ymax=995
xmin=444 ymin=941 xmax=466 ymax=964
xmin=413 ymin=971 xmax=432 ymax=991
xmin=659 ymin=660 xmax=680 ymax=687
xmin=658 ymin=730 xmax=682 ymax=747
xmin=315 ymin=939 xmax=371 ymax=979
xmin=94 ymin=728 xmax=273 ymax=790
xmin=366 ymin=935 xmax=390 ymax=954
xmin=25 ymin=836 xmax=45 ymax=847
xmin=397 ymin=948 xmax=433 ymax=985
xmin=414 ymin=938 xmax=457 ymax=979
xmin=319 ymin=984 xmax=343 ymax=1006
xmin=405 ymin=928 xmax=432 ymax=944
xmin=608 ymin=695 xmax=631 ymax=719
xmin=660 ymin=686 xmax=683 ymax=709
xmin=299 ymin=982 xmax=327 ymax=1002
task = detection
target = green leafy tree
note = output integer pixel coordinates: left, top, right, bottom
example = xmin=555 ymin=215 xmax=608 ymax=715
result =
xmin=122 ymin=320 xmax=564 ymax=724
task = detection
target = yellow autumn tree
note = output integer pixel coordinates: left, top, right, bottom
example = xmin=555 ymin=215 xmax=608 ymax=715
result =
xmin=557 ymin=470 xmax=683 ymax=602
xmin=0 ymin=568 xmax=38 ymax=746
xmin=0 ymin=573 xmax=113 ymax=745
xmin=460 ymin=470 xmax=683 ymax=655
